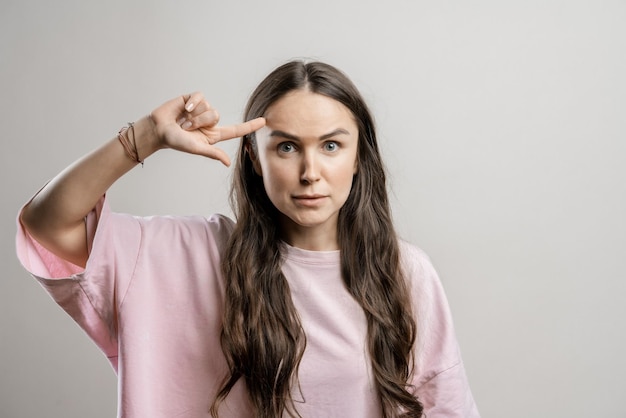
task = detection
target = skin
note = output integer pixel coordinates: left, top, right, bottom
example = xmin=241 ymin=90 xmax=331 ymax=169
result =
xmin=20 ymin=92 xmax=265 ymax=267
xmin=251 ymin=90 xmax=359 ymax=251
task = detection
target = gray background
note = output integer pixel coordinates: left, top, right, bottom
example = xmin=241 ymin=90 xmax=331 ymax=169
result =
xmin=1 ymin=1 xmax=624 ymax=417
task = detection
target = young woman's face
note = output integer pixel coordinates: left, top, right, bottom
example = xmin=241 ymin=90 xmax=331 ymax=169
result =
xmin=252 ymin=89 xmax=359 ymax=250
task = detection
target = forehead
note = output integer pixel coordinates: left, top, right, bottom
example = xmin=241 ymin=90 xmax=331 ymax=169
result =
xmin=263 ymin=90 xmax=357 ymax=136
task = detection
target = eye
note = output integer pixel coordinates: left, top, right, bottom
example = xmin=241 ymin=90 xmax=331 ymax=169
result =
xmin=323 ymin=141 xmax=339 ymax=152
xmin=278 ymin=142 xmax=296 ymax=153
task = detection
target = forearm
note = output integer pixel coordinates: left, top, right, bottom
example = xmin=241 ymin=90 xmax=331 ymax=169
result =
xmin=19 ymin=92 xmax=265 ymax=267
xmin=20 ymin=116 xmax=160 ymax=266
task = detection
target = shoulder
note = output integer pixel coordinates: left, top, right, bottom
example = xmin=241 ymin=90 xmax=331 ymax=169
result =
xmin=135 ymin=212 xmax=235 ymax=235
xmin=126 ymin=212 xmax=235 ymax=253
xmin=398 ymin=239 xmax=430 ymax=263
xmin=397 ymin=239 xmax=438 ymax=284
xmin=397 ymin=239 xmax=451 ymax=321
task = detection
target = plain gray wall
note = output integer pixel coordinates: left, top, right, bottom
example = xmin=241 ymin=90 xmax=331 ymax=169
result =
xmin=1 ymin=1 xmax=625 ymax=417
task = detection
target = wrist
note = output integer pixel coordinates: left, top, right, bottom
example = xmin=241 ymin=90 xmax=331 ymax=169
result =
xmin=133 ymin=115 xmax=162 ymax=160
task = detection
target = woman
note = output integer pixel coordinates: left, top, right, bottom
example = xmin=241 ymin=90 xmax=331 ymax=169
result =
xmin=17 ymin=61 xmax=479 ymax=417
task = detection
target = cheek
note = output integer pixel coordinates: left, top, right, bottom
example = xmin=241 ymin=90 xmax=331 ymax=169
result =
xmin=343 ymin=175 xmax=356 ymax=197
xmin=335 ymin=160 xmax=358 ymax=196
xmin=341 ymin=155 xmax=359 ymax=181
xmin=260 ymin=161 xmax=291 ymax=193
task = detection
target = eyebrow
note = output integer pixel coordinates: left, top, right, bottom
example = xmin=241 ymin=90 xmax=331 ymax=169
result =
xmin=269 ymin=128 xmax=350 ymax=141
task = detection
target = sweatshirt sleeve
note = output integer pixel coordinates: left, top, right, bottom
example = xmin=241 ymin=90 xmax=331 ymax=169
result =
xmin=15 ymin=196 xmax=141 ymax=372
xmin=400 ymin=241 xmax=480 ymax=417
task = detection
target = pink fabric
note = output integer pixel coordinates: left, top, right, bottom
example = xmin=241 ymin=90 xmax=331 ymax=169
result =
xmin=16 ymin=197 xmax=479 ymax=417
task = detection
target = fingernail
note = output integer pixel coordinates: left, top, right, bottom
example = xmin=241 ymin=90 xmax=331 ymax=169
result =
xmin=177 ymin=117 xmax=186 ymax=125
xmin=185 ymin=102 xmax=194 ymax=112
xmin=181 ymin=120 xmax=192 ymax=130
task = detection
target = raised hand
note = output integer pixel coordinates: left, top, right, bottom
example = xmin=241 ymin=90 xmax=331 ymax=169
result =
xmin=150 ymin=92 xmax=265 ymax=166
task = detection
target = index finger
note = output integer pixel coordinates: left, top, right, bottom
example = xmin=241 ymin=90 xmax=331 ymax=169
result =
xmin=216 ymin=117 xmax=266 ymax=141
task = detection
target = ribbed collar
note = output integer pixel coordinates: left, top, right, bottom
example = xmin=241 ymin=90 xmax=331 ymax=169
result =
xmin=282 ymin=242 xmax=341 ymax=265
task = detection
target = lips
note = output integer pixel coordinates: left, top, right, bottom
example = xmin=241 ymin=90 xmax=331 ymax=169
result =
xmin=293 ymin=194 xmax=326 ymax=199
xmin=292 ymin=194 xmax=328 ymax=206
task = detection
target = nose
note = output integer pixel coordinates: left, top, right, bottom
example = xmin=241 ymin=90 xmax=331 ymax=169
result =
xmin=300 ymin=151 xmax=321 ymax=184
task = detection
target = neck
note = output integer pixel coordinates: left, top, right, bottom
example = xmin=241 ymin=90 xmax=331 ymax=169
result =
xmin=279 ymin=217 xmax=339 ymax=251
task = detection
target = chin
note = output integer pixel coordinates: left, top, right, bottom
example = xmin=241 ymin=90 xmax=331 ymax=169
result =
xmin=285 ymin=214 xmax=330 ymax=229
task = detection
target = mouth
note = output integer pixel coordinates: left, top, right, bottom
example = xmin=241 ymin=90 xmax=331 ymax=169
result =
xmin=292 ymin=194 xmax=328 ymax=206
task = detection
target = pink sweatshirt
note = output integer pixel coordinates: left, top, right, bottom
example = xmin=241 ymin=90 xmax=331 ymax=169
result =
xmin=16 ymin=197 xmax=479 ymax=417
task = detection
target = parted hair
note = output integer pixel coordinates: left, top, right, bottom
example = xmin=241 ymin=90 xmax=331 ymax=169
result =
xmin=211 ymin=61 xmax=423 ymax=417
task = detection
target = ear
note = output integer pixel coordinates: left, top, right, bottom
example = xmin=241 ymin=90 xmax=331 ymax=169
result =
xmin=245 ymin=141 xmax=263 ymax=176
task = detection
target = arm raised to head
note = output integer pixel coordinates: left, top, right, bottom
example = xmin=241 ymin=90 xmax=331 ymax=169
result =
xmin=19 ymin=92 xmax=265 ymax=267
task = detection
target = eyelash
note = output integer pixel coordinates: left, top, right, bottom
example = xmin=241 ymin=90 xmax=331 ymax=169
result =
xmin=278 ymin=142 xmax=296 ymax=153
xmin=277 ymin=141 xmax=340 ymax=154
xmin=323 ymin=141 xmax=339 ymax=152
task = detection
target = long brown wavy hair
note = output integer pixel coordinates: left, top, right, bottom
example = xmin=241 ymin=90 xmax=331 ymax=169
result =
xmin=211 ymin=61 xmax=423 ymax=417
